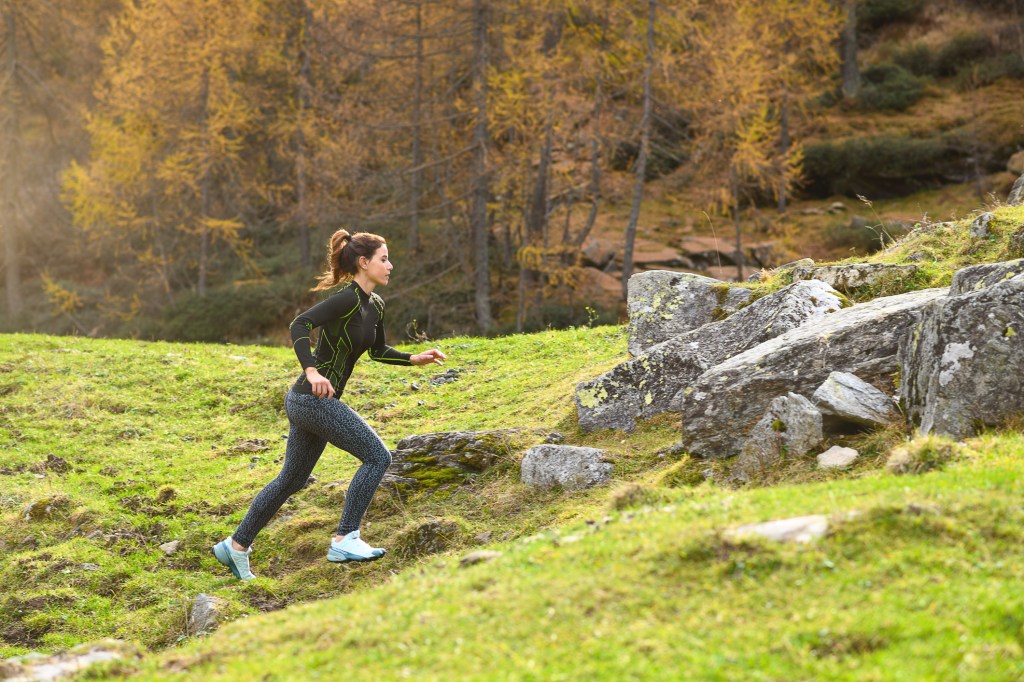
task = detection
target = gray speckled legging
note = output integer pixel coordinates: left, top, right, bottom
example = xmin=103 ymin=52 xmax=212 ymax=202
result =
xmin=232 ymin=391 xmax=392 ymax=548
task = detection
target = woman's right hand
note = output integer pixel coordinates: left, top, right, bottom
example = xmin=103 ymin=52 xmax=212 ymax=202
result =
xmin=305 ymin=367 xmax=335 ymax=399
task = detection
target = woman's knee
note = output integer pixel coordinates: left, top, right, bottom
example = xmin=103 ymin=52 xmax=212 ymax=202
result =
xmin=367 ymin=443 xmax=392 ymax=470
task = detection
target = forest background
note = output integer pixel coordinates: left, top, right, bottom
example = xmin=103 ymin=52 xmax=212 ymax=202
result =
xmin=1 ymin=0 xmax=1023 ymax=343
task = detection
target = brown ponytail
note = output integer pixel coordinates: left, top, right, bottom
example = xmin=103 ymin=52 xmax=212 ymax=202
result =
xmin=312 ymin=228 xmax=387 ymax=291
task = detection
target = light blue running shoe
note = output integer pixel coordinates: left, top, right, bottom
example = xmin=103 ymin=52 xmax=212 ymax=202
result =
xmin=212 ymin=537 xmax=256 ymax=580
xmin=327 ymin=530 xmax=386 ymax=563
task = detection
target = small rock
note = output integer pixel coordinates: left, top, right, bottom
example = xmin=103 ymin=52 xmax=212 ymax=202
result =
xmin=429 ymin=368 xmax=463 ymax=386
xmin=812 ymin=371 xmax=898 ymax=429
xmin=817 ymin=446 xmax=859 ymax=470
xmin=188 ymin=594 xmax=228 ymax=635
xmin=460 ymin=550 xmax=502 ymax=567
xmin=23 ymin=496 xmax=69 ymax=522
xmin=396 ymin=519 xmax=463 ymax=558
xmin=736 ymin=393 xmax=823 ymax=479
xmin=44 ymin=454 xmax=71 ymax=473
xmin=301 ymin=475 xmax=317 ymax=489
xmin=827 ymin=201 xmax=847 ymax=214
xmin=724 ymin=515 xmax=829 ymax=544
xmin=0 ymin=639 xmax=139 ymax=681
xmin=544 ymin=432 xmax=566 ymax=444
xmin=80 ymin=563 xmax=101 ymax=571
xmin=520 ymin=445 xmax=613 ymax=490
xmin=159 ymin=540 xmax=180 ymax=556
xmin=473 ymin=531 xmax=493 ymax=544
xmin=230 ymin=438 xmax=269 ymax=454
xmin=970 ymin=212 xmax=995 ymax=239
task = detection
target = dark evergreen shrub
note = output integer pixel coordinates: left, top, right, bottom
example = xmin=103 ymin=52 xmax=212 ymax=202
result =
xmin=893 ymin=43 xmax=936 ymax=76
xmin=857 ymin=63 xmax=926 ymax=111
xmin=857 ymin=0 xmax=925 ymax=33
xmin=955 ymin=53 xmax=1024 ymax=89
xmin=935 ymin=33 xmax=996 ymax=76
xmin=802 ymin=135 xmax=960 ymax=199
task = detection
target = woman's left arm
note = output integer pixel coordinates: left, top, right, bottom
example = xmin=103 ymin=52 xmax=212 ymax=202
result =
xmin=368 ymin=303 xmax=446 ymax=366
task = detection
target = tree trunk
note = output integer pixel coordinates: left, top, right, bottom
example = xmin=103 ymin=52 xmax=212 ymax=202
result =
xmin=840 ymin=0 xmax=860 ymax=99
xmin=526 ymin=118 xmax=553 ymax=244
xmin=408 ymin=0 xmax=424 ymax=253
xmin=198 ymin=68 xmax=211 ymax=297
xmin=3 ymin=3 xmax=22 ymax=317
xmin=731 ymin=166 xmax=745 ymax=282
xmin=574 ymin=0 xmax=608 ymax=249
xmin=296 ymin=0 xmax=312 ymax=268
xmin=778 ymin=94 xmax=790 ymax=213
xmin=470 ymin=0 xmax=493 ymax=333
xmin=622 ymin=0 xmax=655 ymax=300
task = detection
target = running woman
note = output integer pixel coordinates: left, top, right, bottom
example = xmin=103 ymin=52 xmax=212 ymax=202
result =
xmin=214 ymin=229 xmax=446 ymax=580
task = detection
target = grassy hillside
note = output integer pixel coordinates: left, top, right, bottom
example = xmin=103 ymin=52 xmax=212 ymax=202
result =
xmin=0 ymin=324 xmax=677 ymax=658
xmin=3 ymin=203 xmax=1024 ymax=679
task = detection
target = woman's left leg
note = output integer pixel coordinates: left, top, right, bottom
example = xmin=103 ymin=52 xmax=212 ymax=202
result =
xmin=315 ymin=399 xmax=392 ymax=536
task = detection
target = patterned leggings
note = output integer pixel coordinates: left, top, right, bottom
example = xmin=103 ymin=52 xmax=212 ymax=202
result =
xmin=232 ymin=391 xmax=392 ymax=548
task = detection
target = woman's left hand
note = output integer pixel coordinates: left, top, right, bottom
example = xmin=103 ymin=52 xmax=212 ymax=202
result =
xmin=411 ymin=348 xmax=446 ymax=366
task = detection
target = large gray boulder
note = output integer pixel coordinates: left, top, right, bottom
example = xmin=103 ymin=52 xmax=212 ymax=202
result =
xmin=520 ymin=445 xmax=612 ymax=490
xmin=791 ymin=263 xmax=918 ymax=292
xmin=680 ymin=287 xmax=948 ymax=458
xmin=812 ymin=371 xmax=898 ymax=428
xmin=900 ymin=273 xmax=1024 ymax=439
xmin=575 ymin=280 xmax=845 ymax=432
xmin=735 ymin=393 xmax=823 ymax=479
xmin=626 ymin=271 xmax=752 ymax=355
xmin=949 ymin=259 xmax=1024 ymax=296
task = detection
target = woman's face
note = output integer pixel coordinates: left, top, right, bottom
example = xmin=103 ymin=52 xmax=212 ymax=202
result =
xmin=363 ymin=245 xmax=393 ymax=287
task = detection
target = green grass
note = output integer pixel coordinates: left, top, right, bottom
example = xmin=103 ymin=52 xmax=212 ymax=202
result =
xmin=0 ymin=325 xmax=677 ymax=659
xmin=5 ymin=204 xmax=1024 ymax=678
xmin=111 ymin=437 xmax=1024 ymax=681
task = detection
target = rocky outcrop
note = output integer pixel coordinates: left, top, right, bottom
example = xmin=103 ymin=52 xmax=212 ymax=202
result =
xmin=575 ymin=280 xmax=844 ymax=432
xmin=387 ymin=430 xmax=525 ymax=492
xmin=679 ymin=287 xmax=947 ymax=458
xmin=949 ymin=259 xmax=1024 ymax=295
xmin=734 ymin=393 xmax=823 ymax=479
xmin=900 ymin=271 xmax=1024 ymax=439
xmin=812 ymin=371 xmax=897 ymax=429
xmin=791 ymin=263 xmax=918 ymax=292
xmin=626 ymin=271 xmax=752 ymax=355
xmin=520 ymin=445 xmax=612 ymax=490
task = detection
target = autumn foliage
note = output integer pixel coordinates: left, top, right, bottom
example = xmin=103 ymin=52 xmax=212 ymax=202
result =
xmin=2 ymin=0 xmax=842 ymax=337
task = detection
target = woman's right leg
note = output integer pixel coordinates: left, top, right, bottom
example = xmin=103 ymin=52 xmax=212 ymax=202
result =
xmin=231 ymin=395 xmax=328 ymax=548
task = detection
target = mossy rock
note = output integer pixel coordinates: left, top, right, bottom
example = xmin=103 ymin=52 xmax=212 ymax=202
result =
xmin=393 ymin=518 xmax=468 ymax=559
xmin=389 ymin=429 xmax=545 ymax=494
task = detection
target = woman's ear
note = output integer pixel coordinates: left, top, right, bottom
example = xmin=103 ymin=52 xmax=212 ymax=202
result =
xmin=357 ymin=255 xmax=368 ymax=271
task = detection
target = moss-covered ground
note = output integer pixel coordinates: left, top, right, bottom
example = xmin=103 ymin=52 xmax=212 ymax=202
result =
xmin=3 ymin=204 xmax=1024 ymax=679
